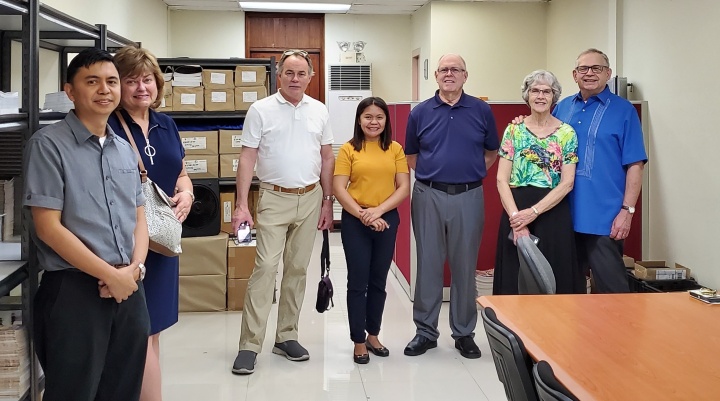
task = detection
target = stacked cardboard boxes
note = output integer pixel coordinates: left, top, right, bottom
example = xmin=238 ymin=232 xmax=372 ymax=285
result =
xmin=0 ymin=326 xmax=29 ymax=399
xmin=234 ymin=65 xmax=268 ymax=111
xmin=227 ymin=239 xmax=257 ymax=311
xmin=202 ymin=69 xmax=235 ymax=111
xmin=181 ymin=130 xmax=219 ymax=178
xmin=178 ymin=233 xmax=228 ymax=312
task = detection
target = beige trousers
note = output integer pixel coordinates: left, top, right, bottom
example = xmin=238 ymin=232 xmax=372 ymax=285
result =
xmin=238 ymin=184 xmax=322 ymax=352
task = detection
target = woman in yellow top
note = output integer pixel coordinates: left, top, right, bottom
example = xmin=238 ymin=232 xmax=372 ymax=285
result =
xmin=334 ymin=97 xmax=410 ymax=364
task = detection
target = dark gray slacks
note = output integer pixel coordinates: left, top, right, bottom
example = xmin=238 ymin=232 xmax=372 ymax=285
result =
xmin=411 ymin=181 xmax=484 ymax=340
xmin=576 ymin=233 xmax=630 ymax=293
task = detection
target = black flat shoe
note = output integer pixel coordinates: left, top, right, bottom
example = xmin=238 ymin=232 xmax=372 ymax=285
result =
xmin=403 ymin=335 xmax=438 ymax=356
xmin=353 ymin=353 xmax=370 ymax=364
xmin=365 ymin=341 xmax=390 ymax=357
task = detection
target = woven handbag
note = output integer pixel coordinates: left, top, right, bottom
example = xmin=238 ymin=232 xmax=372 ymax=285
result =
xmin=315 ymin=229 xmax=334 ymax=313
xmin=116 ymin=112 xmax=183 ymax=257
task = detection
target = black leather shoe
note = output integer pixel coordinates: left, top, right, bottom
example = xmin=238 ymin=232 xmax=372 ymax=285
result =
xmin=403 ymin=335 xmax=438 ymax=356
xmin=366 ymin=341 xmax=390 ymax=357
xmin=455 ymin=336 xmax=481 ymax=359
xmin=353 ymin=353 xmax=370 ymax=364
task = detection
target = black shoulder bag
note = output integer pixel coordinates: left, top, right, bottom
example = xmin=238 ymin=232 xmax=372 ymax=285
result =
xmin=315 ymin=229 xmax=334 ymax=313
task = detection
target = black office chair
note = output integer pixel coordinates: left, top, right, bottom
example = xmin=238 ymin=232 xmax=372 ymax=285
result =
xmin=481 ymin=307 xmax=539 ymax=401
xmin=517 ymin=236 xmax=556 ymax=294
xmin=532 ymin=360 xmax=579 ymax=401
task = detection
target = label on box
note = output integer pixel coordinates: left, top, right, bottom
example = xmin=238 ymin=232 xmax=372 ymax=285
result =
xmin=185 ymin=160 xmax=208 ymax=173
xmin=232 ymin=135 xmax=243 ymax=148
xmin=211 ymin=92 xmax=227 ymax=103
xmin=180 ymin=93 xmax=196 ymax=105
xmin=243 ymin=91 xmax=258 ymax=103
xmin=223 ymin=200 xmax=232 ymax=223
xmin=241 ymin=71 xmax=257 ymax=83
xmin=181 ymin=137 xmax=207 ymax=150
xmin=656 ymin=270 xmax=687 ymax=280
xmin=233 ymin=159 xmax=239 ymax=172
xmin=160 ymin=97 xmax=166 ymax=107
xmin=210 ymin=73 xmax=226 ymax=85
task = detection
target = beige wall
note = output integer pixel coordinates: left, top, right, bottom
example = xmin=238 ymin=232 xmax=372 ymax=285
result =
xmin=10 ymin=42 xmax=61 ymax=105
xmin=621 ymin=0 xmax=718 ymax=288
xmin=411 ymin=3 xmax=434 ymax=100
xmin=169 ymin=11 xmax=246 ymax=58
xmin=429 ymin=2 xmax=548 ymax=102
xmin=325 ymin=14 xmax=411 ymax=102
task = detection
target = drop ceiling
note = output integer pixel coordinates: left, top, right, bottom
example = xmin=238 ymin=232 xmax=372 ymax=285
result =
xmin=164 ymin=0 xmax=545 ymax=15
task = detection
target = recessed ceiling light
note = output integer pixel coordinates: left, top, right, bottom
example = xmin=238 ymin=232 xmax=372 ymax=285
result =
xmin=238 ymin=2 xmax=351 ymax=13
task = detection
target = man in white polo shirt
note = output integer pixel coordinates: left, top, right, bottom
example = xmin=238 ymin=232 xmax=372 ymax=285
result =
xmin=231 ymin=49 xmax=335 ymax=375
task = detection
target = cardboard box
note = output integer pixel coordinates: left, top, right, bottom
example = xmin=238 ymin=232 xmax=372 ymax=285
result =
xmin=201 ymin=69 xmax=234 ymax=89
xmin=179 ymin=274 xmax=227 ymax=312
xmin=234 ymin=86 xmax=267 ymax=111
xmin=234 ymin=65 xmax=267 ymax=87
xmin=227 ymin=278 xmax=249 ymax=311
xmin=172 ymin=86 xmax=203 ymax=112
xmin=220 ymin=153 xmax=242 ymax=178
xmin=227 ymin=240 xmax=257 ymax=279
xmin=0 ymin=179 xmax=14 ymax=240
xmin=622 ymin=255 xmax=635 ymax=269
xmin=184 ymin=155 xmax=219 ymax=178
xmin=219 ymin=129 xmax=244 ymax=154
xmin=179 ymin=232 xmax=229 ymax=276
xmin=157 ymin=85 xmax=173 ymax=112
xmin=634 ymin=261 xmax=691 ymax=281
xmin=180 ymin=130 xmax=219 ymax=155
xmin=204 ymin=89 xmax=235 ymax=112
xmin=220 ymin=190 xmax=235 ymax=234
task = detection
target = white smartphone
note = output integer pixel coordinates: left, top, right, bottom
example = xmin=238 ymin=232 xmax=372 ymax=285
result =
xmin=235 ymin=222 xmax=252 ymax=245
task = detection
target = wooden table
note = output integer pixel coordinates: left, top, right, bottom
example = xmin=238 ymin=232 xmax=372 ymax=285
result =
xmin=477 ymin=293 xmax=720 ymax=401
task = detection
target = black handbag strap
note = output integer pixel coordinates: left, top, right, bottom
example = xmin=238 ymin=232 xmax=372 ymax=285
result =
xmin=320 ymin=229 xmax=330 ymax=277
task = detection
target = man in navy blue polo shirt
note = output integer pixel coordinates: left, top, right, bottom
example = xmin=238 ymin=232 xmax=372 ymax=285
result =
xmin=403 ymin=54 xmax=499 ymax=359
xmin=553 ymin=48 xmax=647 ymax=293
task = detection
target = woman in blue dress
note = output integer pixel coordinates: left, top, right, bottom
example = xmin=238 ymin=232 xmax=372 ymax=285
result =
xmin=108 ymin=45 xmax=193 ymax=401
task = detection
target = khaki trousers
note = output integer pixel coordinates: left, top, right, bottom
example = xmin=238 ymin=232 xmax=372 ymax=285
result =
xmin=239 ymin=184 xmax=322 ymax=352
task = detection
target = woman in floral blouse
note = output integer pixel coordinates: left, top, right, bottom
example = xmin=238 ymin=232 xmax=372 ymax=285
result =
xmin=493 ymin=70 xmax=586 ymax=294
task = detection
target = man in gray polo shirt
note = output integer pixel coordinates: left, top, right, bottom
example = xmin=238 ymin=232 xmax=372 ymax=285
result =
xmin=23 ymin=48 xmax=150 ymax=401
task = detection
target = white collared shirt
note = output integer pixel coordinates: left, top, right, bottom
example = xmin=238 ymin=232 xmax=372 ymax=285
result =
xmin=241 ymin=92 xmax=333 ymax=187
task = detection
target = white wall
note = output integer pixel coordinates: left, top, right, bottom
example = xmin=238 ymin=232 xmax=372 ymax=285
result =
xmin=546 ymin=0 xmax=613 ymax=98
xmin=169 ymin=11 xmax=246 ymax=58
xmin=325 ymin=14 xmax=412 ymax=102
xmin=43 ymin=0 xmax=169 ymax=56
xmin=411 ymin=3 xmax=434 ymax=99
xmin=621 ymin=0 xmax=718 ymax=288
xmin=10 ymin=42 xmax=61 ymax=105
xmin=429 ymin=2 xmax=548 ymax=102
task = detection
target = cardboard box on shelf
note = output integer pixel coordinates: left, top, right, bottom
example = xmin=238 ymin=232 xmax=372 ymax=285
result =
xmin=634 ymin=261 xmax=691 ymax=281
xmin=179 ymin=130 xmax=218 ymax=155
xmin=234 ymin=86 xmax=267 ymax=111
xmin=179 ymin=232 xmax=229 ymax=276
xmin=157 ymin=85 xmax=173 ymax=112
xmin=204 ymin=89 xmax=235 ymax=112
xmin=172 ymin=86 xmax=203 ymax=112
xmin=0 ymin=179 xmax=14 ymax=240
xmin=220 ymin=190 xmax=235 ymax=234
xmin=227 ymin=240 xmax=256 ymax=279
xmin=622 ymin=255 xmax=635 ymax=269
xmin=227 ymin=278 xmax=249 ymax=311
xmin=201 ymin=69 xmax=234 ymax=89
xmin=220 ymin=153 xmax=242 ymax=178
xmin=219 ymin=129 xmax=243 ymax=154
xmin=184 ymin=155 xmax=219 ymax=178
xmin=179 ymin=274 xmax=227 ymax=312
xmin=234 ymin=65 xmax=266 ymax=87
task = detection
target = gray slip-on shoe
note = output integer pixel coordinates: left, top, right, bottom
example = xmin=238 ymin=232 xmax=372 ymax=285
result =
xmin=231 ymin=350 xmax=257 ymax=374
xmin=272 ymin=340 xmax=310 ymax=361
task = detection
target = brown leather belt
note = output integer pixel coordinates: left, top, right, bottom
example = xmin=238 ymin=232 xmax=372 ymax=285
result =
xmin=261 ymin=182 xmax=317 ymax=195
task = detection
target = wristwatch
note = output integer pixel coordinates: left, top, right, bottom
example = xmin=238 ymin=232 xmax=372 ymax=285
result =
xmin=322 ymin=195 xmax=336 ymax=203
xmin=138 ymin=263 xmax=146 ymax=281
xmin=622 ymin=205 xmax=635 ymax=214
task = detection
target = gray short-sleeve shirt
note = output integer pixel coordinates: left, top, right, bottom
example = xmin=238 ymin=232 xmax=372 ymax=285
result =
xmin=23 ymin=111 xmax=145 ymax=271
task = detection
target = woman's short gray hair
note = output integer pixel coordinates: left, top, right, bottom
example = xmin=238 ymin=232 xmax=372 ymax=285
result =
xmin=521 ymin=70 xmax=562 ymax=106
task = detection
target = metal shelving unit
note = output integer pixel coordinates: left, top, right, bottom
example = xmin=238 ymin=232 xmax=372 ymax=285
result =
xmin=0 ymin=1 xmax=136 ymax=399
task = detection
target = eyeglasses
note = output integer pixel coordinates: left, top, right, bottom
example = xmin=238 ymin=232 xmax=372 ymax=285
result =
xmin=437 ymin=67 xmax=465 ymax=76
xmin=575 ymin=65 xmax=608 ymax=74
xmin=529 ymin=88 xmax=553 ymax=97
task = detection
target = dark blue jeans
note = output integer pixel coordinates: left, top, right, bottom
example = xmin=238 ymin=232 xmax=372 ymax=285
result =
xmin=341 ymin=208 xmax=400 ymax=344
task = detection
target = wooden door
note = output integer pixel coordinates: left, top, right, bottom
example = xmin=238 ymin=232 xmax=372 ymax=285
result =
xmin=249 ymin=51 xmax=322 ymax=102
xmin=246 ymin=13 xmax=324 ymax=103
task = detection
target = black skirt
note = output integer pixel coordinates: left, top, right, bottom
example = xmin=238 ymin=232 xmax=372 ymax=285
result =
xmin=493 ymin=186 xmax=585 ymax=295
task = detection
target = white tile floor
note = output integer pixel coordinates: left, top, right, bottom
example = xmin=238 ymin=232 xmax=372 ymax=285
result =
xmin=161 ymin=232 xmax=507 ymax=401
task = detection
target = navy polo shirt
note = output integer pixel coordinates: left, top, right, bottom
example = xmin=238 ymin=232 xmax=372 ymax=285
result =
xmin=405 ymin=90 xmax=499 ymax=183
xmin=553 ymin=86 xmax=647 ymax=235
